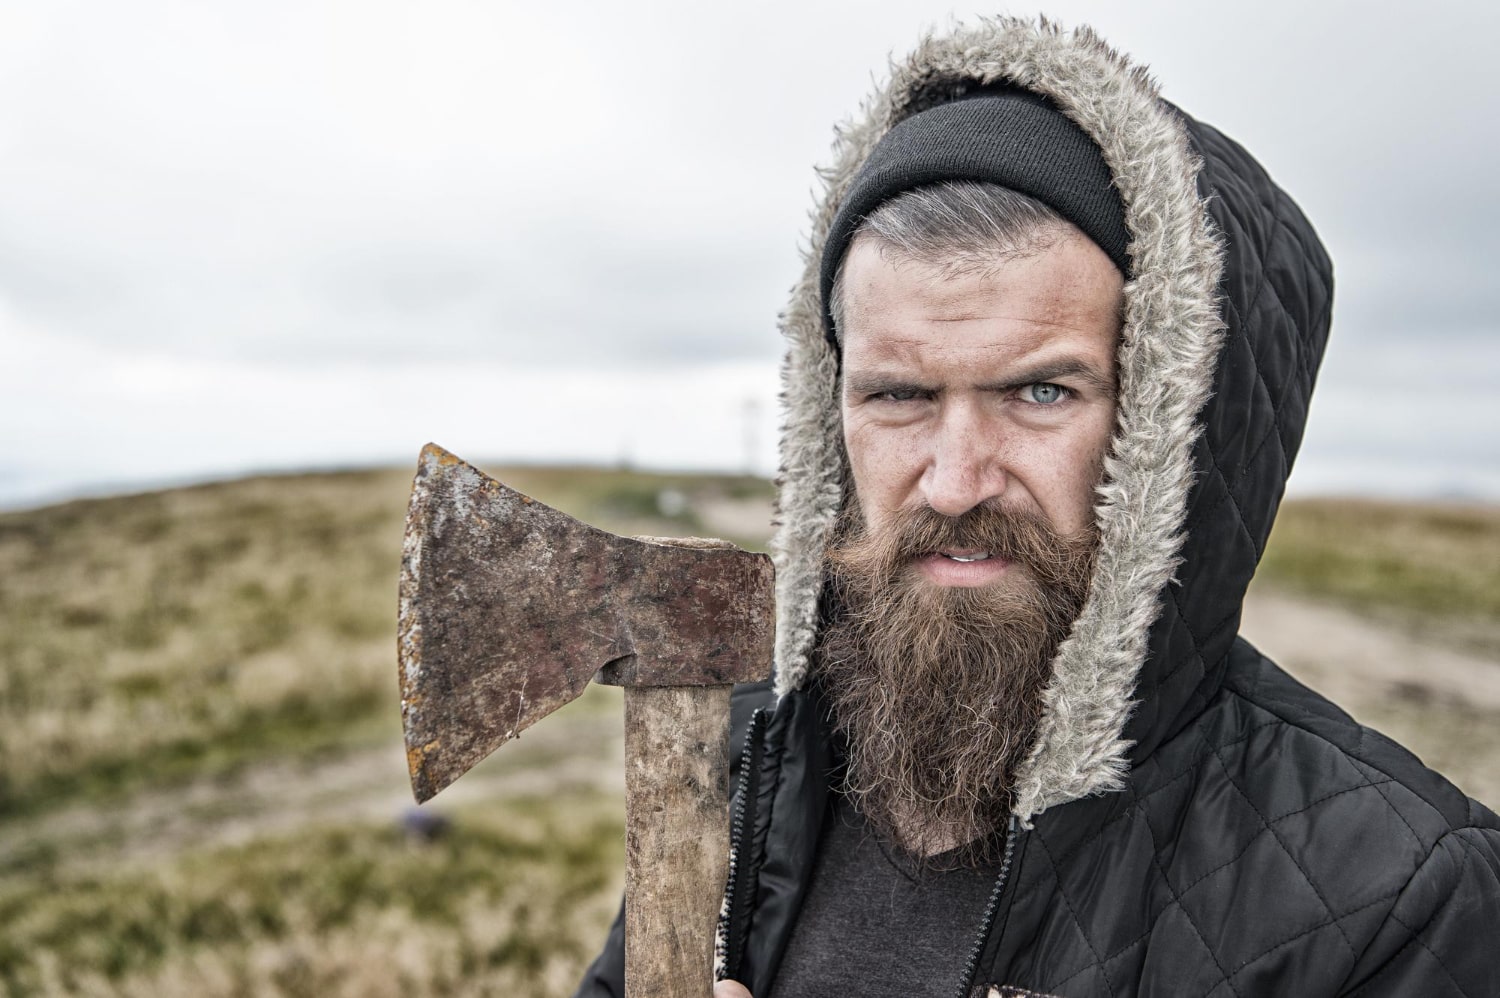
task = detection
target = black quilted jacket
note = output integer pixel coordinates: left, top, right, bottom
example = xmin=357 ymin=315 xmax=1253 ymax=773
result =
xmin=576 ymin=19 xmax=1500 ymax=997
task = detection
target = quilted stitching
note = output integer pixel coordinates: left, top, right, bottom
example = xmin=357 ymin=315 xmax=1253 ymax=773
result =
xmin=1225 ymin=890 xmax=1401 ymax=990
xmin=1389 ymin=843 xmax=1476 ymax=993
xmin=1006 ymin=715 xmax=1284 ymax=910
xmin=1010 ymin=711 xmax=1281 ymax=906
xmin=1029 ymin=826 xmax=1132 ymax=996
xmin=1376 ymin=900 xmax=1471 ymax=993
xmin=1046 ymin=932 xmax=1151 ymax=993
xmin=1216 ymin=233 xmax=1291 ymax=489
xmin=1039 ymin=888 xmax=1406 ymax=997
xmin=1199 ymin=731 xmax=1361 ymax=959
xmin=1339 ymin=829 xmax=1500 ymax=997
xmin=995 ymin=647 xmax=1484 ymax=995
xmin=1124 ymin=781 xmax=1245 ymax=998
xmin=1223 ymin=680 xmax=1453 ymax=832
xmin=1159 ymin=568 xmax=1239 ymax=677
xmin=1351 ymin=760 xmax=1427 ymax=851
xmin=1049 ymin=748 xmax=1391 ymax=989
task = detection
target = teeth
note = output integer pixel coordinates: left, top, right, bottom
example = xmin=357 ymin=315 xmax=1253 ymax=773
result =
xmin=943 ymin=552 xmax=992 ymax=563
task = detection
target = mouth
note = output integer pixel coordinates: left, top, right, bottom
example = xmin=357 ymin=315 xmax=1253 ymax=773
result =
xmin=913 ymin=548 xmax=1010 ymax=587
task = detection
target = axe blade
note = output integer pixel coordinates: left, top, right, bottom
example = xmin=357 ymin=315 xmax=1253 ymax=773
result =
xmin=397 ymin=444 xmax=774 ymax=803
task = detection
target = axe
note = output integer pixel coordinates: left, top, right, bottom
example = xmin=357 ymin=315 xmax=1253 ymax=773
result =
xmin=397 ymin=444 xmax=774 ymax=996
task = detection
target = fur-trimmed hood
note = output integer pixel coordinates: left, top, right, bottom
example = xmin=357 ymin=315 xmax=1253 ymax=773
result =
xmin=770 ymin=17 xmax=1333 ymax=823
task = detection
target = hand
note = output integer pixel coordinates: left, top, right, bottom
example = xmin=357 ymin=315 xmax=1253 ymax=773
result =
xmin=714 ymin=980 xmax=753 ymax=998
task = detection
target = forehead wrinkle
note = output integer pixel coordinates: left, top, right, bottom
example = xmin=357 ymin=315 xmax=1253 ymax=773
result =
xmin=857 ymin=278 xmax=1113 ymax=338
xmin=855 ymin=315 xmax=1096 ymax=366
xmin=921 ymin=312 xmax=1108 ymax=333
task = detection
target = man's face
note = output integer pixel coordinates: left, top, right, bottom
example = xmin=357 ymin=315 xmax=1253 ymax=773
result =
xmin=821 ymin=228 xmax=1124 ymax=860
xmin=838 ymin=229 xmax=1124 ymax=585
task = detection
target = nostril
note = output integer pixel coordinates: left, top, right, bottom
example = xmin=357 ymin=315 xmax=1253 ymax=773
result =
xmin=921 ymin=466 xmax=1004 ymax=520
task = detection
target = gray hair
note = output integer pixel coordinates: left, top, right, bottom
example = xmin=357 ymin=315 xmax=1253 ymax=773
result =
xmin=827 ymin=180 xmax=1069 ymax=339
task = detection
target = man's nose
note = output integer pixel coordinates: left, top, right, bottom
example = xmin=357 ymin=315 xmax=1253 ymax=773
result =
xmin=918 ymin=406 xmax=1005 ymax=517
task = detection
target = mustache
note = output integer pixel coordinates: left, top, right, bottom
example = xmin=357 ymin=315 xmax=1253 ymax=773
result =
xmin=829 ymin=499 xmax=1098 ymax=591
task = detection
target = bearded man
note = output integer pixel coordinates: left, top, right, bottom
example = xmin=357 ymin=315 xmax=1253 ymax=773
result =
xmin=576 ymin=17 xmax=1500 ymax=998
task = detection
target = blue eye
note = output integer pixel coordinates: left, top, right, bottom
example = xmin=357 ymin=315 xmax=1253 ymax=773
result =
xmin=1024 ymin=383 xmax=1066 ymax=404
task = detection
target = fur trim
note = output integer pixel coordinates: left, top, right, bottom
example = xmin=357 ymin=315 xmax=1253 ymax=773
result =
xmin=770 ymin=17 xmax=1226 ymax=823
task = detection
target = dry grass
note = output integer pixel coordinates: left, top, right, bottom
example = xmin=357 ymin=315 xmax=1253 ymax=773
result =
xmin=0 ymin=470 xmax=411 ymax=816
xmin=0 ymin=795 xmax=622 ymax=998
xmin=0 ymin=465 xmax=771 ymax=818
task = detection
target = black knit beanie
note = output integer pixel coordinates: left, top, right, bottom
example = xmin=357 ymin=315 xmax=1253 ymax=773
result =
xmin=819 ymin=87 xmax=1129 ymax=346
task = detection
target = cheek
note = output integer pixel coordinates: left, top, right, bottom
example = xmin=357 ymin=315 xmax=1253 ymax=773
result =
xmin=1017 ymin=418 xmax=1113 ymax=535
xmin=842 ymin=415 xmax=912 ymax=523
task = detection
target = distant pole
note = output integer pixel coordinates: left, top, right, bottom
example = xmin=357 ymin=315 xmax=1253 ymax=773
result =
xmin=741 ymin=398 xmax=761 ymax=477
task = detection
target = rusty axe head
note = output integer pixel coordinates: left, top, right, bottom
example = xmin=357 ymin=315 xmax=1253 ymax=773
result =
xmin=397 ymin=444 xmax=775 ymax=803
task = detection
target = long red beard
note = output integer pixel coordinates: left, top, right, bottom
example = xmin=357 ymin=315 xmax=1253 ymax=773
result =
xmin=815 ymin=497 xmax=1097 ymax=866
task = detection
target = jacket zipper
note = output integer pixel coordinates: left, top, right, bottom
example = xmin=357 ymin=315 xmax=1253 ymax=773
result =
xmin=955 ymin=814 xmax=1021 ymax=998
xmin=716 ymin=705 xmax=769 ymax=981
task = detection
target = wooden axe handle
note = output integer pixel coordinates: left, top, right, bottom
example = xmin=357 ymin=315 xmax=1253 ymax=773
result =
xmin=624 ymin=684 xmax=731 ymax=998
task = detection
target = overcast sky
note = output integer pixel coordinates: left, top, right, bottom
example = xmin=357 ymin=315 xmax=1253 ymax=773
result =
xmin=2 ymin=0 xmax=1496 ymax=509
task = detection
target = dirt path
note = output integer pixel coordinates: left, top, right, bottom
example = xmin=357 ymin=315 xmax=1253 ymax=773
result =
xmin=1241 ymin=589 xmax=1500 ymax=711
xmin=0 ymin=696 xmax=625 ymax=877
xmin=7 ymin=593 xmax=1495 ymax=879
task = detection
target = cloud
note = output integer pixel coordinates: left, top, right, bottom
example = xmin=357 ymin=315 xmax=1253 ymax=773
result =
xmin=0 ymin=299 xmax=783 ymax=509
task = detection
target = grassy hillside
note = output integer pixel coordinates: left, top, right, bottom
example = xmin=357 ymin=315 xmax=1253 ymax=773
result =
xmin=0 ymin=464 xmax=770 ymax=997
xmin=0 ymin=469 xmax=1494 ymax=996
xmin=0 ymin=465 xmax=771 ymax=820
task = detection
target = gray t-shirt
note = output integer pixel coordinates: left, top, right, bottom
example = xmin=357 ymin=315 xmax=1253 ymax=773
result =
xmin=770 ymin=793 xmax=1004 ymax=997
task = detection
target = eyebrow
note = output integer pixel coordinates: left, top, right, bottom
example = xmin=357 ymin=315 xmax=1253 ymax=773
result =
xmin=980 ymin=359 xmax=1118 ymax=400
xmin=842 ymin=373 xmax=932 ymax=398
